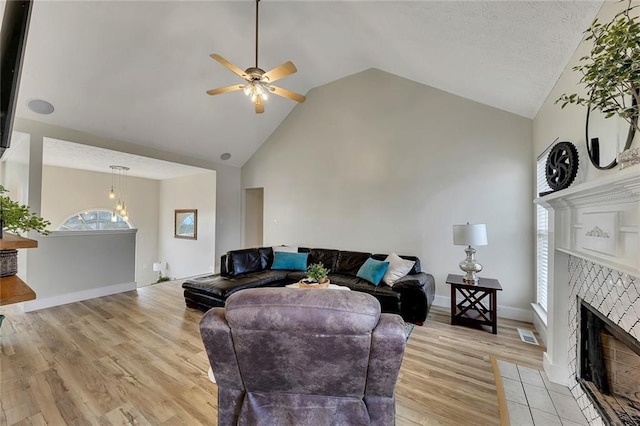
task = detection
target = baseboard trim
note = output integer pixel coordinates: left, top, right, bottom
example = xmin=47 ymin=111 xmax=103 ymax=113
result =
xmin=21 ymin=282 xmax=137 ymax=312
xmin=432 ymin=295 xmax=533 ymax=322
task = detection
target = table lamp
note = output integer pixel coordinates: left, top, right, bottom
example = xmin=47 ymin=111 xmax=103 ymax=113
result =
xmin=153 ymin=261 xmax=167 ymax=280
xmin=453 ymin=223 xmax=488 ymax=284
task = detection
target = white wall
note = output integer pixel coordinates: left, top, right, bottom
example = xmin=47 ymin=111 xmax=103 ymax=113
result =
xmin=40 ymin=165 xmax=159 ymax=286
xmin=242 ymin=68 xmax=534 ymax=317
xmin=159 ymin=172 xmax=216 ymax=279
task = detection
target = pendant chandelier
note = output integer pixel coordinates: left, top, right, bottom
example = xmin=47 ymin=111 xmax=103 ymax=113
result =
xmin=109 ymin=165 xmax=130 ymax=222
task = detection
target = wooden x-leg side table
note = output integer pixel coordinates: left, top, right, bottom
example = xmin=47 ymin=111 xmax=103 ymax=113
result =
xmin=445 ymin=273 xmax=502 ymax=334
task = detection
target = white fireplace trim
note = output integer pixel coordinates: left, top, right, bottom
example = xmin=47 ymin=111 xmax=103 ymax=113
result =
xmin=536 ymin=165 xmax=640 ymax=277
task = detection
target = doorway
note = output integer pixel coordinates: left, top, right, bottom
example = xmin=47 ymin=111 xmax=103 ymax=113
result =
xmin=244 ymin=188 xmax=264 ymax=247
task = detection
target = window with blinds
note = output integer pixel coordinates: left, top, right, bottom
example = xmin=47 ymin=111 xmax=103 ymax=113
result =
xmin=536 ymin=154 xmax=551 ymax=312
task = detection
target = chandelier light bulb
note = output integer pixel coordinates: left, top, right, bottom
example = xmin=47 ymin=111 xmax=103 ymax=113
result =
xmin=116 ymin=201 xmax=123 ymax=211
xmin=109 ymin=188 xmax=115 ymax=199
xmin=123 ymin=214 xmax=129 ymax=221
xmin=111 ymin=212 xmax=117 ymax=223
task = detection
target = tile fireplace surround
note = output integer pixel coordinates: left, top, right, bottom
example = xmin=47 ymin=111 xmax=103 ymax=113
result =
xmin=536 ymin=165 xmax=640 ymax=425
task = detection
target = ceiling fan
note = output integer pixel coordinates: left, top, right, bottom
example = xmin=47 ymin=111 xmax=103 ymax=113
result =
xmin=206 ymin=0 xmax=306 ymax=114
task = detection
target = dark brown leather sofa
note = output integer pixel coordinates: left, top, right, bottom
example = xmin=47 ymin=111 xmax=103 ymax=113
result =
xmin=182 ymin=246 xmax=435 ymax=324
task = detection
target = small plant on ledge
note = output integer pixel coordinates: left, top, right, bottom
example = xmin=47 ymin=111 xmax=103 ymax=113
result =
xmin=0 ymin=185 xmax=51 ymax=238
xmin=306 ymin=263 xmax=330 ymax=284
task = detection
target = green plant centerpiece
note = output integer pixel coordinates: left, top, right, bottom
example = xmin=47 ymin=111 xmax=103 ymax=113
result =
xmin=305 ymin=262 xmax=330 ymax=285
xmin=0 ymin=185 xmax=51 ymax=237
xmin=557 ymin=0 xmax=640 ymax=165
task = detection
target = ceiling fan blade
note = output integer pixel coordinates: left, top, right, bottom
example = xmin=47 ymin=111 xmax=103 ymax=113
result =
xmin=255 ymin=97 xmax=265 ymax=114
xmin=262 ymin=61 xmax=297 ymax=83
xmin=210 ymin=54 xmax=247 ymax=79
xmin=270 ymin=86 xmax=306 ymax=103
xmin=206 ymin=84 xmax=244 ymax=96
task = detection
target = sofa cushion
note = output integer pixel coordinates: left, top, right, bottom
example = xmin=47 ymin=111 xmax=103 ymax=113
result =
xmin=259 ymin=247 xmax=274 ymax=269
xmin=300 ymin=248 xmax=339 ymax=272
xmin=372 ymin=254 xmax=421 ymax=274
xmin=382 ymin=253 xmax=416 ymax=286
xmin=356 ymin=258 xmax=389 ymax=286
xmin=183 ymin=270 xmax=289 ymax=298
xmin=327 ymin=274 xmax=402 ymax=313
xmin=335 ymin=251 xmax=372 ymax=276
xmin=228 ymin=248 xmax=262 ymax=276
xmin=272 ymin=252 xmax=309 ymax=271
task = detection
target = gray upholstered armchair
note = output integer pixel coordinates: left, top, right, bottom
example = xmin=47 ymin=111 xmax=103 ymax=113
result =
xmin=199 ymin=287 xmax=407 ymax=425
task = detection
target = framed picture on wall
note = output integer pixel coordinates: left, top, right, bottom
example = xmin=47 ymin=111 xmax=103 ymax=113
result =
xmin=175 ymin=209 xmax=197 ymax=240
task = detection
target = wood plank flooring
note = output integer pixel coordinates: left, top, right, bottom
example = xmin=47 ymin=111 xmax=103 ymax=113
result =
xmin=0 ymin=281 xmax=544 ymax=425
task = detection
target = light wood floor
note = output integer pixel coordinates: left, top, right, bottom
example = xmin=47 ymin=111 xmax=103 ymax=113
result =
xmin=0 ymin=281 xmax=544 ymax=425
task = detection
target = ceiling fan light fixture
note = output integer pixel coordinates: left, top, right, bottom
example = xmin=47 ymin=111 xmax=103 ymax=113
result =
xmin=244 ymin=80 xmax=270 ymax=102
xmin=206 ymin=0 xmax=305 ymax=113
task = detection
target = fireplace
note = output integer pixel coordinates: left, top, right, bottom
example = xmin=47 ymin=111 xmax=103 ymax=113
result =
xmin=579 ymin=300 xmax=640 ymax=425
xmin=535 ymin=164 xmax=640 ymax=425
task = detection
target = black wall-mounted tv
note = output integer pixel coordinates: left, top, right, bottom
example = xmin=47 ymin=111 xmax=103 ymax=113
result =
xmin=0 ymin=0 xmax=33 ymax=159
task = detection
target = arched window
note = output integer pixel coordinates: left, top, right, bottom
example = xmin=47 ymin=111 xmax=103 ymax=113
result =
xmin=59 ymin=210 xmax=134 ymax=231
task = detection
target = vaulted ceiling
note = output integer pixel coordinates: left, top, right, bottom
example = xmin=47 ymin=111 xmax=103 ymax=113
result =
xmin=13 ymin=1 xmax=602 ymax=167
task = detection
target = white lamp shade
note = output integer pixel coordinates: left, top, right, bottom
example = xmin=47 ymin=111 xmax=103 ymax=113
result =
xmin=453 ymin=223 xmax=488 ymax=246
xmin=152 ymin=261 xmax=166 ymax=272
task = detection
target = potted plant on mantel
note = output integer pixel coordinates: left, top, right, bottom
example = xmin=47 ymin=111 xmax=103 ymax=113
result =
xmin=0 ymin=185 xmax=51 ymax=278
xmin=557 ymin=0 xmax=640 ymax=168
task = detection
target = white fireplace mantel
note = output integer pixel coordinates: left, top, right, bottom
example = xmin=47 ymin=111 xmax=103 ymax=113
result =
xmin=534 ymin=165 xmax=640 ymax=388
xmin=536 ymin=165 xmax=640 ymax=277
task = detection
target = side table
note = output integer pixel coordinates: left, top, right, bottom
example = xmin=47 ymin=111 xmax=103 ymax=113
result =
xmin=445 ymin=273 xmax=502 ymax=334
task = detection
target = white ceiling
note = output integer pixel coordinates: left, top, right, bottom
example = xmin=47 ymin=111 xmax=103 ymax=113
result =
xmin=13 ymin=1 xmax=603 ymax=168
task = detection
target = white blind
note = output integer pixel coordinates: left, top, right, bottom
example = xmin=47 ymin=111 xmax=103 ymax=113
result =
xmin=536 ymin=154 xmax=551 ymax=311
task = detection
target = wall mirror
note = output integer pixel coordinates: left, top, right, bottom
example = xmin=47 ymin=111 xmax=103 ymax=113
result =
xmin=174 ymin=209 xmax=197 ymax=240
xmin=585 ymin=93 xmax=638 ymax=170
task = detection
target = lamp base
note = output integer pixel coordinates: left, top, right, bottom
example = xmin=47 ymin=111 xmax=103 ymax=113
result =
xmin=462 ymin=273 xmax=479 ymax=285
xmin=459 ymin=245 xmax=482 ymax=285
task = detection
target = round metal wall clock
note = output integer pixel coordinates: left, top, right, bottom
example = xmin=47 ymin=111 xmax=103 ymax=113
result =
xmin=546 ymin=141 xmax=579 ymax=191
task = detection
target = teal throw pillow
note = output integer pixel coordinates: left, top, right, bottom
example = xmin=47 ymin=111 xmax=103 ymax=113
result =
xmin=271 ymin=252 xmax=308 ymax=271
xmin=356 ymin=258 xmax=390 ymax=286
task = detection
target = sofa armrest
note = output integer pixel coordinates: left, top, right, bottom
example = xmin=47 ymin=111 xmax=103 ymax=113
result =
xmin=220 ymin=254 xmax=229 ymax=276
xmin=200 ymin=308 xmax=245 ymax=425
xmin=199 ymin=308 xmax=243 ymax=389
xmin=365 ymin=313 xmax=406 ymax=397
xmin=392 ymin=272 xmax=431 ymax=290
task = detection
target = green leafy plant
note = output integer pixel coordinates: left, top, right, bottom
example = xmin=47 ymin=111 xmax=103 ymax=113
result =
xmin=556 ymin=0 xmax=640 ymax=134
xmin=306 ymin=262 xmax=329 ymax=283
xmin=0 ymin=185 xmax=51 ymax=236
xmin=156 ymin=275 xmax=171 ymax=283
